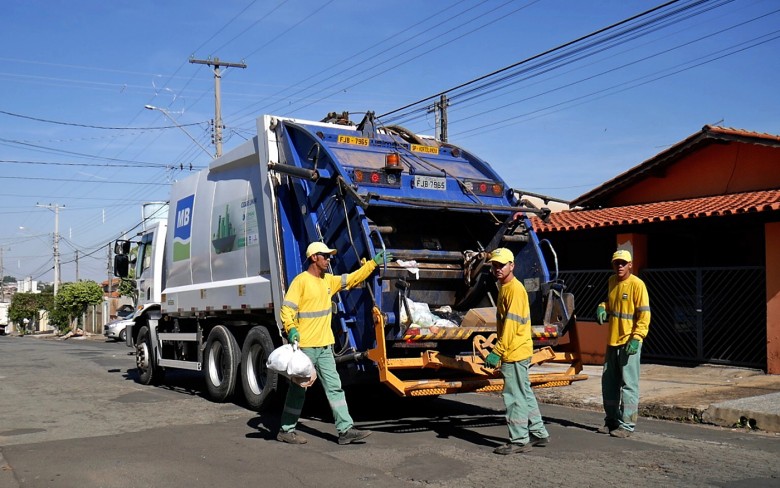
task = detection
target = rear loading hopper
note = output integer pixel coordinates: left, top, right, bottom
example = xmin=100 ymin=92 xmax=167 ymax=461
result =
xmin=268 ymin=112 xmax=586 ymax=397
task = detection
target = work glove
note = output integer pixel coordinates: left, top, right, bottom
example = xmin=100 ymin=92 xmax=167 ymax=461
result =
xmin=288 ymin=327 xmax=300 ymax=344
xmin=596 ymin=304 xmax=607 ymax=325
xmin=625 ymin=338 xmax=640 ymax=355
xmin=373 ymin=250 xmax=393 ymax=265
xmin=484 ymin=352 xmax=501 ymax=369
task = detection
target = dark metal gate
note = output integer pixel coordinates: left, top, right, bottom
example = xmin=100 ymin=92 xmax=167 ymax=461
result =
xmin=560 ymin=267 xmax=767 ymax=369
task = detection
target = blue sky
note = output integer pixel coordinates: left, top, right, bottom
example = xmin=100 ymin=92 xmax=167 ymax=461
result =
xmin=1 ymin=0 xmax=778 ymax=284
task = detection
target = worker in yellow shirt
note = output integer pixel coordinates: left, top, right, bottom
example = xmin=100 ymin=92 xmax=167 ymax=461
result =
xmin=595 ymin=249 xmax=651 ymax=438
xmin=484 ymin=248 xmax=550 ymax=454
xmin=277 ymin=241 xmax=391 ymax=445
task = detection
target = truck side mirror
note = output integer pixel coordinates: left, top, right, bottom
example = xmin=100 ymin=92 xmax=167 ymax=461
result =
xmin=114 ymin=255 xmax=129 ymax=278
xmin=114 ymin=240 xmax=131 ymax=255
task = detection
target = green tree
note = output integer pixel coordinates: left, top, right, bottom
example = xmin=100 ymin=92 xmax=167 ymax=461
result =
xmin=46 ymin=295 xmax=72 ymax=331
xmin=54 ymin=281 xmax=104 ymax=332
xmin=8 ymin=292 xmax=52 ymax=334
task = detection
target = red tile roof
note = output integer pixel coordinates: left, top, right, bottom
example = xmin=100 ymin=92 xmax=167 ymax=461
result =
xmin=533 ymin=189 xmax=780 ymax=232
xmin=706 ymin=125 xmax=780 ymax=143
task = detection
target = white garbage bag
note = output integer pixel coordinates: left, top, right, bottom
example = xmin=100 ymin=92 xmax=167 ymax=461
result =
xmin=287 ymin=348 xmax=315 ymax=378
xmin=400 ymin=298 xmax=436 ymax=327
xmin=267 ymin=344 xmax=294 ymax=373
xmin=266 ymin=343 xmax=318 ymax=388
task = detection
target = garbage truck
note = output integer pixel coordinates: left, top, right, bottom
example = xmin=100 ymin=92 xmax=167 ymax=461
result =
xmin=113 ymin=111 xmax=585 ymax=410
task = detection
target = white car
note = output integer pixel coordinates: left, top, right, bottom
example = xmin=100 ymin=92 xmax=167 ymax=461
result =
xmin=103 ymin=313 xmax=134 ymax=342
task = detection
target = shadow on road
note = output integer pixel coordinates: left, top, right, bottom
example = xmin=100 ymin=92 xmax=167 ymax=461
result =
xmin=246 ymin=385 xmax=509 ymax=448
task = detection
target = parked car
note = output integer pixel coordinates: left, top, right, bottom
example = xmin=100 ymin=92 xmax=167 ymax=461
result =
xmin=104 ymin=312 xmax=133 ymax=342
xmin=115 ymin=304 xmax=135 ymax=319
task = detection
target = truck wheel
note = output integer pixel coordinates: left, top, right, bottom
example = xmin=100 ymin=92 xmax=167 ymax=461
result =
xmin=204 ymin=325 xmax=240 ymax=402
xmin=136 ymin=325 xmax=162 ymax=385
xmin=240 ymin=326 xmax=278 ymax=410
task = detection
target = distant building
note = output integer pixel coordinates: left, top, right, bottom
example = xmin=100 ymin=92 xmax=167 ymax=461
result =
xmin=16 ymin=277 xmax=40 ymax=294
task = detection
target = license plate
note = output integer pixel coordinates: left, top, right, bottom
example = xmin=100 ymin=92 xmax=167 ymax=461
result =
xmin=414 ymin=175 xmax=446 ymax=190
xmin=337 ymin=134 xmax=369 ymax=146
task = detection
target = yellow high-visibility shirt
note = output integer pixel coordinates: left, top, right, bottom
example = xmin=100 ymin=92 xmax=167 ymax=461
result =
xmin=280 ymin=260 xmax=377 ymax=347
xmin=601 ymin=274 xmax=651 ymax=346
xmin=492 ymin=277 xmax=533 ymax=362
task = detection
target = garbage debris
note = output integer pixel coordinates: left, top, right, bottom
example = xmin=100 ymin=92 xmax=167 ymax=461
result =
xmin=400 ymin=298 xmax=459 ymax=334
xmin=395 ymin=259 xmax=420 ymax=280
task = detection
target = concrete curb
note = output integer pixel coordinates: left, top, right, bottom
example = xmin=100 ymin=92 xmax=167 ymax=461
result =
xmin=533 ymin=363 xmax=780 ymax=434
xmin=701 ymin=392 xmax=780 ymax=433
xmin=640 ymin=402 xmax=707 ymax=424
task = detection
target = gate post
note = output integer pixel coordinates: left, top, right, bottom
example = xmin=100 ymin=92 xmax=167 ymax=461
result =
xmin=765 ymin=222 xmax=780 ymax=374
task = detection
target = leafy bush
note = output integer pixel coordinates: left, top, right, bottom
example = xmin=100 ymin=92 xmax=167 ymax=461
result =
xmin=54 ymin=281 xmax=104 ymax=333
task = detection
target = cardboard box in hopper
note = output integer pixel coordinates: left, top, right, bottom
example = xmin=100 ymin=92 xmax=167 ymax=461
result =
xmin=461 ymin=307 xmax=497 ymax=328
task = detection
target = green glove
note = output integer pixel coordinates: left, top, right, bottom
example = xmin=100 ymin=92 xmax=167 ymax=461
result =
xmin=373 ymin=250 xmax=393 ymax=265
xmin=626 ymin=338 xmax=640 ymax=355
xmin=288 ymin=327 xmax=300 ymax=344
xmin=596 ymin=305 xmax=607 ymax=325
xmin=484 ymin=352 xmax=500 ymax=369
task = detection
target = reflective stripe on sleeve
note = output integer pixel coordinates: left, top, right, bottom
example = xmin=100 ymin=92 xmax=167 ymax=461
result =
xmin=283 ymin=300 xmax=298 ymax=311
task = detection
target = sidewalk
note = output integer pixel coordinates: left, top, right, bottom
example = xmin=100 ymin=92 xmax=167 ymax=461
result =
xmin=533 ymin=362 xmax=780 ymax=434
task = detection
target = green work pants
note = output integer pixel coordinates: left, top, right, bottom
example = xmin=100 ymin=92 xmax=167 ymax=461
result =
xmin=501 ymin=358 xmax=549 ymax=444
xmin=280 ymin=345 xmax=353 ymax=435
xmin=602 ymin=342 xmax=642 ymax=432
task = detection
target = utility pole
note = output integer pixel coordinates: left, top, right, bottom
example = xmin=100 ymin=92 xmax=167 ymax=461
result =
xmin=36 ymin=203 xmax=64 ymax=296
xmin=189 ymin=56 xmax=247 ymax=158
xmin=75 ymin=250 xmax=79 ymax=281
xmin=434 ymin=94 xmax=449 ymax=142
xmin=0 ymin=247 xmax=5 ymax=302
xmin=107 ymin=243 xmax=112 ymax=300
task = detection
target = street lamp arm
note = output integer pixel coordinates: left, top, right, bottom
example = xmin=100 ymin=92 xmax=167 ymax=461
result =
xmin=144 ymin=105 xmax=214 ymax=158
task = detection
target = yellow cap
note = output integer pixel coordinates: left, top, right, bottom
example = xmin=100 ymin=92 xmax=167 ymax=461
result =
xmin=489 ymin=248 xmax=514 ymax=265
xmin=611 ymin=249 xmax=632 ymax=263
xmin=306 ymin=241 xmax=337 ymax=259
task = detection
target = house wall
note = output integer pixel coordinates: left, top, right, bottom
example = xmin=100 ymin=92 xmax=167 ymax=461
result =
xmin=608 ymin=143 xmax=780 ymax=206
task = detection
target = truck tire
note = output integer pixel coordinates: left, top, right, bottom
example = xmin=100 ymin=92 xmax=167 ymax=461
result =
xmin=204 ymin=325 xmax=240 ymax=402
xmin=240 ymin=326 xmax=278 ymax=410
xmin=136 ymin=325 xmax=162 ymax=385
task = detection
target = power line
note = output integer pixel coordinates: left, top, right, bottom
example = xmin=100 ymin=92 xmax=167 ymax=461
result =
xmin=445 ymin=4 xmax=780 ymax=132
xmin=225 ymin=0 xmax=481 ymax=123
xmin=0 ymin=175 xmax=171 ymax=185
xmin=0 ymin=108 xmax=206 ymax=130
xmin=0 ymin=158 xmax=202 ymax=170
xmin=450 ymin=27 xmax=780 ymax=139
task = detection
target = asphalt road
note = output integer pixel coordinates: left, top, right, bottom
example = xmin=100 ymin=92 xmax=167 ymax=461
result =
xmin=1 ymin=335 xmax=778 ymax=488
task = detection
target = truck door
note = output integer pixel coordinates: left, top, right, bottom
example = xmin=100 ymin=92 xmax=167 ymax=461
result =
xmin=136 ymin=231 xmax=155 ymax=305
